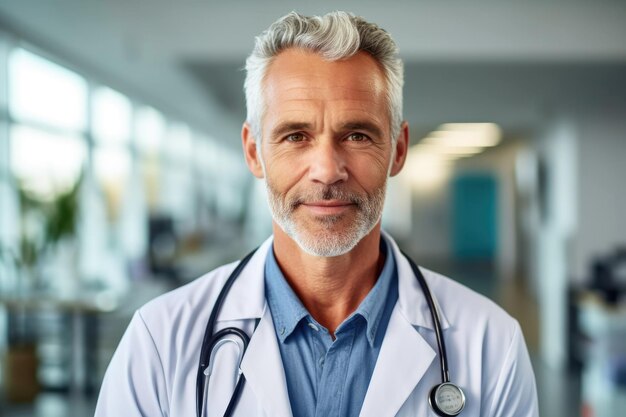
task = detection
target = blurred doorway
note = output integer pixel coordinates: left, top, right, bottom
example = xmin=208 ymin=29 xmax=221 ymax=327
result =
xmin=452 ymin=173 xmax=498 ymax=261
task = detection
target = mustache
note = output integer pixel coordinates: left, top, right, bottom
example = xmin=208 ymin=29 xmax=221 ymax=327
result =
xmin=289 ymin=186 xmax=365 ymax=209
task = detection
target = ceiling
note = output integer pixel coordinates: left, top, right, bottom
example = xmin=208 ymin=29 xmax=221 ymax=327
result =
xmin=1 ymin=1 xmax=626 ymax=146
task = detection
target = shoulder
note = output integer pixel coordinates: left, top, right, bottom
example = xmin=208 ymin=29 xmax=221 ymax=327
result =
xmin=418 ymin=268 xmax=538 ymax=413
xmin=420 ymin=267 xmax=520 ymax=341
xmin=139 ymin=261 xmax=239 ymax=322
xmin=384 ymin=231 xmax=520 ymax=342
xmin=136 ymin=261 xmax=240 ymax=338
xmin=132 ymin=237 xmax=273 ymax=344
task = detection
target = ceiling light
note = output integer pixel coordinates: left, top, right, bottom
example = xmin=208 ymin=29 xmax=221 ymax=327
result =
xmin=412 ymin=143 xmax=485 ymax=156
xmin=423 ymin=123 xmax=501 ymax=148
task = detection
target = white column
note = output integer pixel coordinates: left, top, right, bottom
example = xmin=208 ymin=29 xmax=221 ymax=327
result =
xmin=535 ymin=116 xmax=578 ymax=369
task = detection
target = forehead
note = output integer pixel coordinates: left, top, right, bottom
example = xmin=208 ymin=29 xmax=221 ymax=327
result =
xmin=262 ymin=48 xmax=388 ymax=124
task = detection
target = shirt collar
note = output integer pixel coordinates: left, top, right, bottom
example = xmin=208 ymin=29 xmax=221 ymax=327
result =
xmin=264 ymin=247 xmax=309 ymax=343
xmin=346 ymin=237 xmax=396 ymax=347
xmin=264 ymin=236 xmax=396 ymax=347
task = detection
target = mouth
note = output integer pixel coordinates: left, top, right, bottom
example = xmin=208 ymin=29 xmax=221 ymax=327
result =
xmin=300 ymin=200 xmax=355 ymax=216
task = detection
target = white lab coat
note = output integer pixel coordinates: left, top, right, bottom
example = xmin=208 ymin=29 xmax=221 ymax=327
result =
xmin=95 ymin=232 xmax=538 ymax=417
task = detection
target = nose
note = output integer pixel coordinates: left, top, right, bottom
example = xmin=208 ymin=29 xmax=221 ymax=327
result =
xmin=307 ymin=139 xmax=348 ymax=185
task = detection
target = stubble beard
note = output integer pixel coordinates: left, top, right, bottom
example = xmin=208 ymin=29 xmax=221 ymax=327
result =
xmin=265 ymin=180 xmax=387 ymax=257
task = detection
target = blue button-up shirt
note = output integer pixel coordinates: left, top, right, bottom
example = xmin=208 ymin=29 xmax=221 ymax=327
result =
xmin=265 ymin=238 xmax=398 ymax=417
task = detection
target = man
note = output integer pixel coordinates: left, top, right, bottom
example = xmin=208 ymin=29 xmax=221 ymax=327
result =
xmin=95 ymin=11 xmax=538 ymax=417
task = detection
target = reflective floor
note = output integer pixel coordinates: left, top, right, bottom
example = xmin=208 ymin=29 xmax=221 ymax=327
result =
xmin=4 ymin=393 xmax=97 ymax=417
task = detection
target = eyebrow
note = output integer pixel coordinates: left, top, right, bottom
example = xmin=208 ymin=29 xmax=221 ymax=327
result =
xmin=270 ymin=122 xmax=314 ymax=139
xmin=340 ymin=121 xmax=384 ymax=138
xmin=269 ymin=120 xmax=385 ymax=140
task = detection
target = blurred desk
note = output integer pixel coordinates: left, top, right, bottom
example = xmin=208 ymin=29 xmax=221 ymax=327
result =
xmin=0 ymin=292 xmax=117 ymax=396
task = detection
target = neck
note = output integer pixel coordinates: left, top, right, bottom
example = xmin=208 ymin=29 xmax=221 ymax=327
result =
xmin=272 ymin=223 xmax=385 ymax=336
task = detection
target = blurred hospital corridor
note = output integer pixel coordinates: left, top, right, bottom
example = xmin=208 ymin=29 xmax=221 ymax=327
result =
xmin=1 ymin=1 xmax=626 ymax=416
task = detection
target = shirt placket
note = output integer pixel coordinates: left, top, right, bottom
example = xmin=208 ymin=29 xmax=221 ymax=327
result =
xmin=313 ymin=323 xmax=357 ymax=417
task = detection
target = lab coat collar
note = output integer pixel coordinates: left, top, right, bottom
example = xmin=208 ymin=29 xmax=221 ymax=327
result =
xmin=217 ymin=232 xmax=449 ymax=417
xmin=216 ymin=232 xmax=451 ymax=332
xmin=216 ymin=238 xmax=294 ymax=416
xmin=382 ymin=230 xmax=451 ymax=331
xmin=215 ymin=236 xmax=273 ymax=322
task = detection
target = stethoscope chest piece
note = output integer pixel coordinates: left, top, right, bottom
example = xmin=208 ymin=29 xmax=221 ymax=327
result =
xmin=428 ymin=382 xmax=466 ymax=416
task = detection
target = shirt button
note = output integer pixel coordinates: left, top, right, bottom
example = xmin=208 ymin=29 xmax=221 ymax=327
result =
xmin=308 ymin=323 xmax=320 ymax=331
xmin=319 ymin=357 xmax=325 ymax=367
xmin=280 ymin=327 xmax=286 ymax=335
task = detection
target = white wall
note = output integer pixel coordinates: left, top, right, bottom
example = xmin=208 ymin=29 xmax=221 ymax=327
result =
xmin=382 ymin=176 xmax=414 ymax=241
xmin=405 ymin=182 xmax=451 ymax=259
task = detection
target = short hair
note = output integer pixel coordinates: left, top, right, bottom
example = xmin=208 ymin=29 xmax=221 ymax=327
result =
xmin=244 ymin=11 xmax=404 ymax=143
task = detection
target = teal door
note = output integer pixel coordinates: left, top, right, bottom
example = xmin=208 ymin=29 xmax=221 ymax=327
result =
xmin=452 ymin=174 xmax=498 ymax=260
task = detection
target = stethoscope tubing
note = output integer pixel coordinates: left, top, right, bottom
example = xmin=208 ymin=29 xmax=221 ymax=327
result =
xmin=196 ymin=249 xmax=257 ymax=417
xmin=401 ymin=251 xmax=451 ymax=383
xmin=196 ymin=247 xmax=456 ymax=417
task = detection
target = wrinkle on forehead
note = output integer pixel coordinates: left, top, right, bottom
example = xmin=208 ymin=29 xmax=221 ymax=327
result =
xmin=264 ymin=49 xmax=387 ymax=104
xmin=262 ymin=49 xmax=390 ymax=137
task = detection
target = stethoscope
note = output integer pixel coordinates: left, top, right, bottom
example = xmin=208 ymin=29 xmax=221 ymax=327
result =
xmin=196 ymin=248 xmax=466 ymax=417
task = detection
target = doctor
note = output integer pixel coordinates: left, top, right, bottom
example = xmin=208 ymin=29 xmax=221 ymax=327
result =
xmin=95 ymin=11 xmax=538 ymax=417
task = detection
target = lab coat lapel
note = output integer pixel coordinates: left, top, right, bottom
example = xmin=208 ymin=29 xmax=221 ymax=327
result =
xmin=217 ymin=238 xmax=273 ymax=322
xmin=240 ymin=305 xmax=293 ymax=417
xmin=359 ymin=303 xmax=436 ymax=417
xmin=212 ymin=236 xmax=292 ymax=416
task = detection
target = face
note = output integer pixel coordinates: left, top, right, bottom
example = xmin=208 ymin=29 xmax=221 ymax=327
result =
xmin=243 ymin=48 xmax=408 ymax=257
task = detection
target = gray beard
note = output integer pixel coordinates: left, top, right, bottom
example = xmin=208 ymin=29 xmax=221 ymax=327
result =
xmin=265 ymin=181 xmax=387 ymax=257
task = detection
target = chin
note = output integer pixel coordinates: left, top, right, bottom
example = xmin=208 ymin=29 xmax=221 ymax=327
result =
xmin=285 ymin=221 xmax=372 ymax=258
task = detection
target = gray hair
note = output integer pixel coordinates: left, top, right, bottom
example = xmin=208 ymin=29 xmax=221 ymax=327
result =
xmin=244 ymin=11 xmax=404 ymax=143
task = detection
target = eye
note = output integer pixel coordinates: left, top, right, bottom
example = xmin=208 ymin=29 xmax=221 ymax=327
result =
xmin=346 ymin=133 xmax=369 ymax=142
xmin=285 ymin=133 xmax=306 ymax=142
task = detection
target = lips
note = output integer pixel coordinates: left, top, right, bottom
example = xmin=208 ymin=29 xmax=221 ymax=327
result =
xmin=300 ymin=200 xmax=355 ymax=215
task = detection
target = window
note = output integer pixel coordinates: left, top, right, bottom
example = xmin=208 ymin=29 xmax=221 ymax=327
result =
xmin=10 ymin=123 xmax=86 ymax=202
xmin=9 ymin=48 xmax=87 ymax=132
xmin=8 ymin=49 xmax=88 ymax=202
xmin=160 ymin=123 xmax=195 ymax=231
xmin=135 ymin=106 xmax=165 ymax=156
xmin=92 ymin=86 xmax=133 ymax=221
xmin=92 ymin=87 xmax=132 ymax=145
xmin=163 ymin=122 xmax=192 ymax=163
xmin=136 ymin=107 xmax=165 ymax=211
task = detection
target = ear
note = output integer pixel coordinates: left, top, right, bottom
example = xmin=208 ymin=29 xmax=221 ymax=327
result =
xmin=389 ymin=121 xmax=409 ymax=177
xmin=242 ymin=122 xmax=264 ymax=179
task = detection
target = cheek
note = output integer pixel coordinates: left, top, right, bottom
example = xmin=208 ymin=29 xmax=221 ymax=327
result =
xmin=263 ymin=151 xmax=306 ymax=193
xmin=347 ymin=150 xmax=392 ymax=185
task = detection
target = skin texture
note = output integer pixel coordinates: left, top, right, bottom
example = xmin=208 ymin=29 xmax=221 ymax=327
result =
xmin=242 ymin=48 xmax=409 ymax=336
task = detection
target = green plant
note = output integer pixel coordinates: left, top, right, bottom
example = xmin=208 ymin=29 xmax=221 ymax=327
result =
xmin=18 ymin=175 xmax=81 ymax=268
